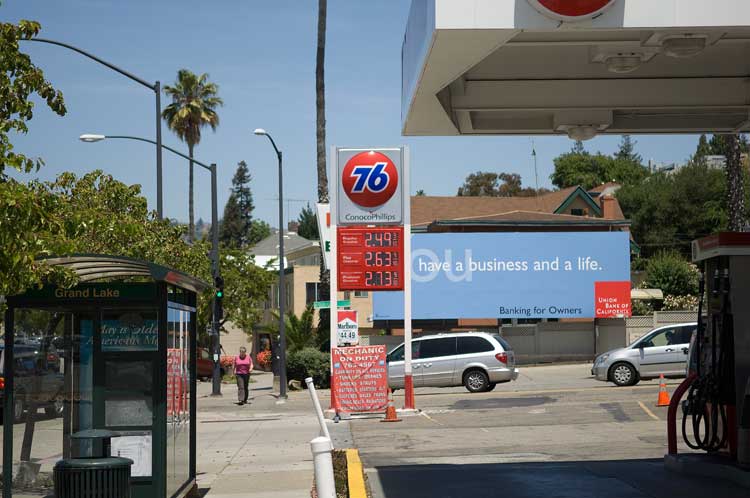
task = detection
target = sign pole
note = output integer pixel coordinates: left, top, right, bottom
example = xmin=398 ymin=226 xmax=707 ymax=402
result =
xmin=402 ymin=146 xmax=414 ymax=410
xmin=329 ymin=145 xmax=338 ymax=411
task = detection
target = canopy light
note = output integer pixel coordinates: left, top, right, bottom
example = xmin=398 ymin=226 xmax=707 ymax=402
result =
xmin=605 ymin=54 xmax=643 ymax=74
xmin=566 ymin=125 xmax=599 ymax=141
xmin=661 ymin=36 xmax=707 ymax=58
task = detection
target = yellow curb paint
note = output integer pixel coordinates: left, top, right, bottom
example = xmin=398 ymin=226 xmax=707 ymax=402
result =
xmin=638 ymin=401 xmax=660 ymax=421
xmin=346 ymin=448 xmax=368 ymax=498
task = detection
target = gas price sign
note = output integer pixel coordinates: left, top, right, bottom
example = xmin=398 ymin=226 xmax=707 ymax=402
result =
xmin=338 ymin=227 xmax=404 ymax=291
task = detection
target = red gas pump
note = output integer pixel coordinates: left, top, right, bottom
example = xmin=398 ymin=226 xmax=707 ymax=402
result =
xmin=666 ymin=233 xmax=750 ymax=474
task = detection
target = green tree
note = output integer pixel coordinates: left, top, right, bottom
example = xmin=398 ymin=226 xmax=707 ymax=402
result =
xmin=551 ymin=149 xmax=648 ymax=190
xmin=615 ymin=135 xmax=642 ymax=164
xmin=162 ymin=69 xmax=223 ymax=242
xmin=458 ymin=172 xmax=522 ymax=196
xmin=643 ymin=251 xmax=700 ymax=297
xmin=693 ymin=134 xmax=711 ymax=163
xmin=258 ymin=304 xmax=317 ymax=352
xmin=297 ymin=204 xmax=319 ymax=240
xmin=0 ymin=19 xmax=71 ymax=296
xmin=416 ymin=189 xmax=426 ymax=196
xmin=220 ymin=161 xmax=257 ymax=248
xmin=617 ymin=162 xmax=727 ymax=257
xmin=248 ymin=219 xmax=271 ymax=246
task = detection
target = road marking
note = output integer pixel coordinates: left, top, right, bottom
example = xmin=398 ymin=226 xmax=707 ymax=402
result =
xmin=420 ymin=411 xmax=444 ymax=426
xmin=638 ymin=401 xmax=660 ymax=421
xmin=395 ymin=383 xmax=671 ymax=399
xmin=480 ymin=428 xmax=489 ymax=433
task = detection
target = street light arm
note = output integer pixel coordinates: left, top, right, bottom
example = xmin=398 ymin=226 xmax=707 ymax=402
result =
xmin=263 ymin=134 xmax=282 ymax=159
xmin=104 ymin=136 xmax=212 ymax=171
xmin=26 ymin=38 xmax=156 ymax=91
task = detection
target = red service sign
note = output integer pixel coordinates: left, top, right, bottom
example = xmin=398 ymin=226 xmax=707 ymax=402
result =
xmin=594 ymin=281 xmax=631 ymax=318
xmin=338 ymin=226 xmax=404 ymax=291
xmin=332 ymin=345 xmax=388 ymax=413
xmin=528 ymin=0 xmax=615 ymax=20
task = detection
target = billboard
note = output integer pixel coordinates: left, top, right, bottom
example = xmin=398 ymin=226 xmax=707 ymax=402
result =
xmin=374 ymin=232 xmax=631 ymax=320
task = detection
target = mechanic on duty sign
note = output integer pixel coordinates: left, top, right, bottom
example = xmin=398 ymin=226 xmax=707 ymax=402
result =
xmin=332 ymin=345 xmax=388 ymax=413
xmin=336 ymin=148 xmax=404 ymax=225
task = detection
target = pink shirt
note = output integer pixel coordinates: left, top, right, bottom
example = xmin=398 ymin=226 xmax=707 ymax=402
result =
xmin=234 ymin=355 xmax=253 ymax=375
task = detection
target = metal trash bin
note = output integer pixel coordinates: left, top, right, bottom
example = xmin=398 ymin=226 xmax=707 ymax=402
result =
xmin=54 ymin=429 xmax=133 ymax=498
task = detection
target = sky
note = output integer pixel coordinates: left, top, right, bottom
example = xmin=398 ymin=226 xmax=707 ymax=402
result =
xmin=4 ymin=0 xmax=702 ymax=228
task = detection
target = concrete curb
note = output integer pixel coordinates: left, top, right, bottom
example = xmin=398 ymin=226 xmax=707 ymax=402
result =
xmin=346 ymin=449 xmax=368 ymax=498
xmin=664 ymin=453 xmax=750 ymax=489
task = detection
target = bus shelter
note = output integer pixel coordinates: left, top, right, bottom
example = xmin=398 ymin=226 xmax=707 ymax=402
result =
xmin=1 ymin=255 xmax=208 ymax=498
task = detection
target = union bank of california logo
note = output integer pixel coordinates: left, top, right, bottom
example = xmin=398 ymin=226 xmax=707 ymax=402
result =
xmin=341 ymin=151 xmax=399 ymax=209
xmin=527 ymin=0 xmax=616 ymax=21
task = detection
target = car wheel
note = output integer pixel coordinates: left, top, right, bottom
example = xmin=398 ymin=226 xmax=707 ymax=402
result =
xmin=46 ymin=395 xmax=64 ymax=418
xmin=464 ymin=370 xmax=489 ymax=393
xmin=485 ymin=383 xmax=497 ymax=392
xmin=610 ymin=362 xmax=638 ymax=386
xmin=13 ymin=396 xmax=25 ymax=423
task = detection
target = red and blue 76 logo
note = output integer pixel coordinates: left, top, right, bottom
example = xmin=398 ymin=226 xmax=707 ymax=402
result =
xmin=342 ymin=151 xmax=399 ymax=208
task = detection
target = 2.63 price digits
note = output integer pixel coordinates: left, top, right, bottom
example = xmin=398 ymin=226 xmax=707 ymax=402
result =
xmin=365 ymin=271 xmax=399 ymax=287
xmin=364 ymin=251 xmax=399 ymax=267
xmin=365 ymin=231 xmax=399 ymax=248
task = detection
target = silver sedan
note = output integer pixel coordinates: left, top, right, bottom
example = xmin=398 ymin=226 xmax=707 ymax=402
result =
xmin=591 ymin=322 xmax=696 ymax=386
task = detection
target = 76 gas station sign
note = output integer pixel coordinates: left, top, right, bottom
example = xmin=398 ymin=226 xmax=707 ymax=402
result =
xmin=527 ymin=0 xmax=616 ymax=20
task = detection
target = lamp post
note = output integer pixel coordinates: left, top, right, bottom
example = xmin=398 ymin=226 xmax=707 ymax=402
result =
xmin=27 ymin=39 xmax=164 ymax=219
xmin=80 ymin=134 xmax=222 ymax=395
xmin=253 ymin=128 xmax=287 ymax=400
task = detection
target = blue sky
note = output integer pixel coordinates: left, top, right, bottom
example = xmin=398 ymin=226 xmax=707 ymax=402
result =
xmin=4 ymin=0 xmax=701 ymax=227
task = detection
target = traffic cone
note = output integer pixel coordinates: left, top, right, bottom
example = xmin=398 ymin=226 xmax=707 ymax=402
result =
xmin=381 ymin=388 xmax=402 ymax=423
xmin=656 ymin=374 xmax=670 ymax=407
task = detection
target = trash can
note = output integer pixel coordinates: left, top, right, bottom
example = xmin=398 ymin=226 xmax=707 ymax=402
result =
xmin=54 ymin=429 xmax=133 ymax=498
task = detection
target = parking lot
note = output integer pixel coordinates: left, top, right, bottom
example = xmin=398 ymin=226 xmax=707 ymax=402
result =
xmin=334 ymin=364 xmax=746 ymax=498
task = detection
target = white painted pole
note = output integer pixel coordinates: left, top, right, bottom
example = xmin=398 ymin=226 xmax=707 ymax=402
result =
xmin=310 ymin=436 xmax=336 ymax=498
xmin=402 ymin=146 xmax=415 ymax=409
xmin=329 ymin=145 xmax=339 ymax=411
xmin=305 ymin=377 xmax=331 ymax=440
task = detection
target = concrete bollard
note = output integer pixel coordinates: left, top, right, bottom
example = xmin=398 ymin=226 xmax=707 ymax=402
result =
xmin=306 ymin=377 xmax=331 ymax=440
xmin=310 ymin=436 xmax=336 ymax=498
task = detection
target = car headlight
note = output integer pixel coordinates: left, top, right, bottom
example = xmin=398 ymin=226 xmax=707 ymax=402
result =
xmin=596 ymin=354 xmax=610 ymax=365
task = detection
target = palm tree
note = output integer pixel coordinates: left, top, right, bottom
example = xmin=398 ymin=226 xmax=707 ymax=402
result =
xmin=162 ymin=69 xmax=223 ymax=241
xmin=315 ymin=0 xmax=330 ymax=333
xmin=259 ymin=304 xmax=317 ymax=353
xmin=725 ymin=134 xmax=747 ymax=231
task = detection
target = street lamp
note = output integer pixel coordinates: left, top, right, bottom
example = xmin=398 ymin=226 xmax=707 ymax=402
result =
xmin=80 ymin=134 xmax=223 ymax=395
xmin=254 ymin=128 xmax=288 ymax=401
xmin=26 ymin=38 xmax=165 ymax=219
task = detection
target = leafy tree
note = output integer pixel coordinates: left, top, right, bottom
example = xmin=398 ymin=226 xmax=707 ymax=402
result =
xmin=297 ymin=204 xmax=319 ymax=240
xmin=693 ymin=134 xmax=711 ymax=163
xmin=416 ymin=189 xmax=426 ymax=196
xmin=617 ymin=162 xmax=727 ymax=257
xmin=551 ymin=149 xmax=648 ymax=190
xmin=0 ymin=19 xmax=71 ymax=296
xmin=643 ymin=251 xmax=700 ymax=297
xmin=220 ymin=161 xmax=261 ymax=248
xmin=162 ymin=69 xmax=223 ymax=241
xmin=458 ymin=171 xmax=529 ymax=196
xmin=248 ymin=219 xmax=271 ymax=246
xmin=615 ymin=135 xmax=642 ymax=164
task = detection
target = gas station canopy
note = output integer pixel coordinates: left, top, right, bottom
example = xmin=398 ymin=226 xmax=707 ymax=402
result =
xmin=402 ymin=0 xmax=750 ymax=138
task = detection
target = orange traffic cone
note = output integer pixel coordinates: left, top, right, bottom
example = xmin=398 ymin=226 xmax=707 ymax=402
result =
xmin=656 ymin=374 xmax=670 ymax=407
xmin=382 ymin=388 xmax=402 ymax=423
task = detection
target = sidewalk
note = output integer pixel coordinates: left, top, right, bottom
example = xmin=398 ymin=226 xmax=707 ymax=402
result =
xmin=196 ymin=371 xmax=330 ymax=498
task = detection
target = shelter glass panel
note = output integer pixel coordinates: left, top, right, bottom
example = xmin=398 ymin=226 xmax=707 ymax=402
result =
xmin=166 ymin=305 xmax=192 ymax=497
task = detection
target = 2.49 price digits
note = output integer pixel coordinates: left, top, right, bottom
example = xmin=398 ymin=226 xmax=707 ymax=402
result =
xmin=364 ymin=231 xmax=398 ymax=248
xmin=364 ymin=251 xmax=399 ymax=267
xmin=365 ymin=271 xmax=398 ymax=287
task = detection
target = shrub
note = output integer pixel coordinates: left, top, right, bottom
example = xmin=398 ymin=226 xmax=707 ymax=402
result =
xmin=662 ymin=294 xmax=700 ymax=311
xmin=287 ymin=347 xmax=330 ymax=388
xmin=644 ymin=251 xmax=700 ymax=297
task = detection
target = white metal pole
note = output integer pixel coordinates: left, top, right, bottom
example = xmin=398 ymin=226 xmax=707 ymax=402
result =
xmin=329 ymin=146 xmax=339 ymax=411
xmin=305 ymin=377 xmax=331 ymax=440
xmin=402 ymin=146 xmax=414 ymax=410
xmin=310 ymin=436 xmax=336 ymax=498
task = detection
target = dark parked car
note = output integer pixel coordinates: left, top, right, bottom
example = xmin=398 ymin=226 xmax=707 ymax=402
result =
xmin=0 ymin=344 xmax=65 ymax=423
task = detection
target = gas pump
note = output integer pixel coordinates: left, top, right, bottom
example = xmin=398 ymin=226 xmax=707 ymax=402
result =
xmin=668 ymin=232 xmax=750 ymax=468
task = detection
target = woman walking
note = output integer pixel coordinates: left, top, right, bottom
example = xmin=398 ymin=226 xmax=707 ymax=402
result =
xmin=234 ymin=346 xmax=253 ymax=405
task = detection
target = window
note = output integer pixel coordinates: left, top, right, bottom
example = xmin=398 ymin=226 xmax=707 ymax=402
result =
xmin=571 ymin=208 xmax=585 ymax=216
xmin=387 ymin=341 xmax=421 ymax=362
xmin=458 ymin=336 xmax=494 ymax=354
xmin=419 ymin=337 xmax=456 ymax=359
xmin=492 ymin=334 xmax=513 ymax=351
xmin=306 ymin=283 xmax=319 ymax=305
xmin=343 ymin=291 xmax=351 ymax=300
xmin=642 ymin=329 xmax=672 ymax=348
xmin=354 ymin=291 xmax=369 ymax=298
xmin=678 ymin=326 xmax=697 ymax=344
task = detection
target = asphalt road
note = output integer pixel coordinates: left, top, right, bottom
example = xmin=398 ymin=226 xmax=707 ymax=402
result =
xmin=340 ymin=363 xmax=747 ymax=498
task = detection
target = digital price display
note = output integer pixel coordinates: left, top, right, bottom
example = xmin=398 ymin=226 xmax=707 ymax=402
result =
xmin=337 ymin=227 xmax=404 ymax=291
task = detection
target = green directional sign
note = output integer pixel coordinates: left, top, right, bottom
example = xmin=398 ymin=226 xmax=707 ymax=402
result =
xmin=313 ymin=300 xmax=351 ymax=309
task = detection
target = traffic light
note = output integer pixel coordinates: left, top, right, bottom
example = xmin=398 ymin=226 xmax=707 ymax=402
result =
xmin=214 ymin=276 xmax=224 ymax=320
